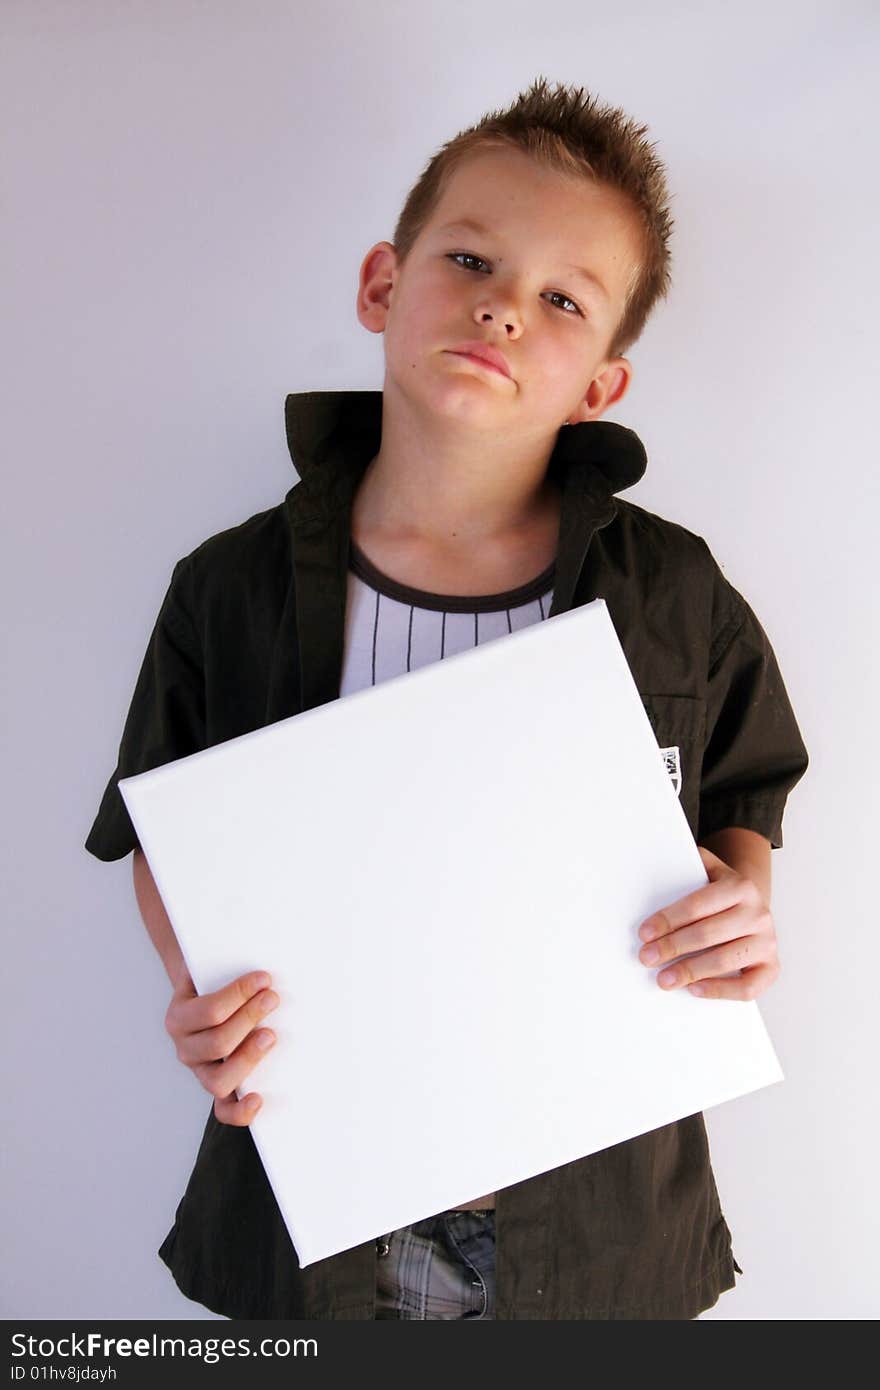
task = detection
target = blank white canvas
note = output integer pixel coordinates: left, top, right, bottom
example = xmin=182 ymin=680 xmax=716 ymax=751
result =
xmin=119 ymin=598 xmax=782 ymax=1268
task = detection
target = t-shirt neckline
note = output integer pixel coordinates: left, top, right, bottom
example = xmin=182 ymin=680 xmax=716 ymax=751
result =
xmin=348 ymin=539 xmax=556 ymax=614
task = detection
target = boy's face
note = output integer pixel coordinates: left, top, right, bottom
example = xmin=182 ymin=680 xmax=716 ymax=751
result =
xmin=357 ymin=146 xmax=642 ymax=436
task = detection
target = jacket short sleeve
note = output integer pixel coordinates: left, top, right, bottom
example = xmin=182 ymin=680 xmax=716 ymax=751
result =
xmin=698 ymin=558 xmax=809 ymax=850
xmin=85 ymin=557 xmax=206 ymax=862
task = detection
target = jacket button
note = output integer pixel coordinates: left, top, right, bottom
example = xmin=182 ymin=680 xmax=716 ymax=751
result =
xmin=376 ymin=1239 xmax=391 ymax=1257
xmin=536 ymin=1288 xmax=543 ymax=1295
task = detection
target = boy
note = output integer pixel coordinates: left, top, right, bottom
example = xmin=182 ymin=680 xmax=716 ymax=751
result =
xmin=86 ymin=77 xmax=809 ymax=1320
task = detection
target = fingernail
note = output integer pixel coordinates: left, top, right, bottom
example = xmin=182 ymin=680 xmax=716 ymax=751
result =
xmin=642 ymin=945 xmax=659 ymax=964
xmin=256 ymin=1030 xmax=275 ymax=1050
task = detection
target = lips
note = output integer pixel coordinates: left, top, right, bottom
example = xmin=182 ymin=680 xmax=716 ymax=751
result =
xmin=447 ymin=341 xmax=512 ymax=379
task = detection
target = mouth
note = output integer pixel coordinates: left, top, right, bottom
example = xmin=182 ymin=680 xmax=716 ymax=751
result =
xmin=446 ymin=352 xmax=512 ymax=382
xmin=445 ymin=344 xmax=512 ymax=380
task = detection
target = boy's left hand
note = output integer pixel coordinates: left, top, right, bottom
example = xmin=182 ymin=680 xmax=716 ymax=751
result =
xmin=637 ymin=846 xmax=778 ymax=1001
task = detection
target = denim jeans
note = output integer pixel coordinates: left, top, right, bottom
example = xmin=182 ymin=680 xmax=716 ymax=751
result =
xmin=374 ymin=1210 xmax=496 ymax=1319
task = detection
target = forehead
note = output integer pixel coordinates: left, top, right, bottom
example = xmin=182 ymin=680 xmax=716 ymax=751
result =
xmin=432 ymin=146 xmax=637 ymax=230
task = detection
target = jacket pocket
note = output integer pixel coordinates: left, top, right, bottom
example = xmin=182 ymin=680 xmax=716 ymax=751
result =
xmin=638 ymin=693 xmax=706 ymax=842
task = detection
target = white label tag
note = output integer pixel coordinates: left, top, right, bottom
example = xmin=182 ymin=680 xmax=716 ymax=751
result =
xmin=660 ymin=745 xmax=682 ymax=797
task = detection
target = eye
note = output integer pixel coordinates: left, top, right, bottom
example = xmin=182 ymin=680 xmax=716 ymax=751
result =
xmin=446 ymin=251 xmax=584 ymax=317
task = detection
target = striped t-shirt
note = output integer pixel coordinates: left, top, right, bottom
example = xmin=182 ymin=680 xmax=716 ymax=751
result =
xmin=340 ymin=540 xmax=557 ymax=696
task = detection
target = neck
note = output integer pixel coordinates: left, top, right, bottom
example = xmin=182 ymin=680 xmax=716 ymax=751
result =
xmin=353 ymin=381 xmax=563 ymax=548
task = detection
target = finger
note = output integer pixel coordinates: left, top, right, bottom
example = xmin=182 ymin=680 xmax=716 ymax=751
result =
xmin=192 ymin=1023 xmax=277 ymax=1102
xmin=638 ymin=902 xmax=758 ymax=971
xmin=180 ymin=973 xmax=271 ymax=1039
xmin=654 ymin=938 xmax=770 ymax=990
xmin=214 ymin=1090 xmax=263 ymax=1126
xmin=177 ymin=987 xmax=279 ymax=1068
xmin=686 ymin=961 xmax=779 ymax=1001
xmin=166 ymin=969 xmax=272 ymax=1046
xmin=638 ymin=877 xmax=745 ymax=943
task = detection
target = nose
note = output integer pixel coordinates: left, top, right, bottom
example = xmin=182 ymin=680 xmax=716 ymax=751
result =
xmin=475 ymin=307 xmax=520 ymax=337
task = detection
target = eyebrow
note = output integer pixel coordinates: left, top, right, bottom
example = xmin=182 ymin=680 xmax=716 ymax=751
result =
xmin=437 ymin=219 xmax=610 ymax=304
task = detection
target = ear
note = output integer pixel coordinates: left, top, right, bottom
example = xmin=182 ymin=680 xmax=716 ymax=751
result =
xmin=565 ymin=357 xmax=633 ymax=424
xmin=356 ymin=241 xmax=399 ymax=336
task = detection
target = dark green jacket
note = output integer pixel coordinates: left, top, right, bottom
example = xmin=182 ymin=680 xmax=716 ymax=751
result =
xmin=85 ymin=389 xmax=809 ymax=1320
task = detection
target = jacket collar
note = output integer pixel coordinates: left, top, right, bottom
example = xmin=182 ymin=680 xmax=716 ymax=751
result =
xmin=282 ymin=388 xmax=647 ymax=531
xmin=271 ymin=389 xmax=647 ymax=719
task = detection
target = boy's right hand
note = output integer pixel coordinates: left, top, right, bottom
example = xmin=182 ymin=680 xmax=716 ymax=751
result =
xmin=164 ymin=969 xmax=279 ymax=1126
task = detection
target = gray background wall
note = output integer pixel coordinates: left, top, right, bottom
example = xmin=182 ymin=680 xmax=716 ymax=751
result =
xmin=3 ymin=0 xmax=876 ymax=1319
